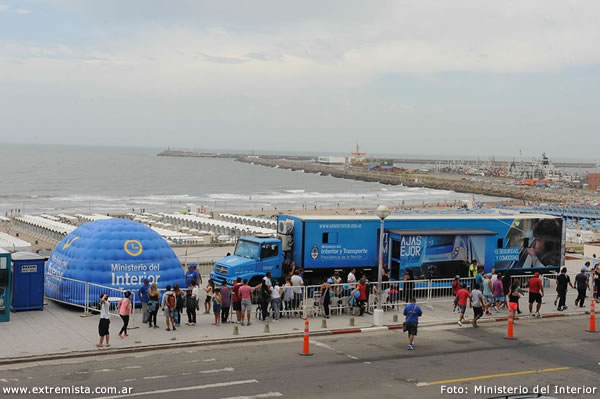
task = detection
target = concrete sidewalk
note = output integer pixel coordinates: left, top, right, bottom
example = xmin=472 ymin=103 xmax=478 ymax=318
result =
xmin=0 ymin=294 xmax=591 ymax=363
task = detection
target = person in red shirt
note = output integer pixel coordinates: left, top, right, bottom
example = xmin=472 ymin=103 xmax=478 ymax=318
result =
xmin=528 ymin=273 xmax=544 ymax=317
xmin=232 ymin=277 xmax=243 ymax=324
xmin=451 ymin=276 xmax=461 ymax=312
xmin=455 ymin=284 xmax=471 ymax=327
xmin=355 ymin=275 xmax=368 ymax=316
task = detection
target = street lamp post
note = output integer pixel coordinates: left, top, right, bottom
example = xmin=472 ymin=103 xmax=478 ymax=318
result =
xmin=374 ymin=205 xmax=390 ymax=326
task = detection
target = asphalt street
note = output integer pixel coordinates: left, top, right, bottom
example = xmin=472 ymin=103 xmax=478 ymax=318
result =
xmin=1 ymin=315 xmax=599 ymax=399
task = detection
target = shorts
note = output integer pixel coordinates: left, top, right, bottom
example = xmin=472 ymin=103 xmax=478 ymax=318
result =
xmin=495 ymin=296 xmax=505 ymax=303
xmin=403 ymin=322 xmax=418 ymax=336
xmin=98 ymin=318 xmax=110 ymax=337
xmin=485 ymin=295 xmax=494 ymax=304
xmin=205 ymin=296 xmax=212 ymax=304
xmin=164 ymin=307 xmax=174 ymax=318
xmin=458 ymin=305 xmax=466 ymax=314
xmin=233 ymin=301 xmax=242 ymax=312
xmin=213 ymin=302 xmax=221 ymax=314
xmin=529 ymin=293 xmax=542 ymax=304
xmin=473 ymin=306 xmax=483 ymax=318
xmin=241 ymin=299 xmax=252 ymax=313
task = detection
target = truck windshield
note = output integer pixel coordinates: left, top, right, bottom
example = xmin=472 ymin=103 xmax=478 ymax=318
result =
xmin=234 ymin=240 xmax=259 ymax=260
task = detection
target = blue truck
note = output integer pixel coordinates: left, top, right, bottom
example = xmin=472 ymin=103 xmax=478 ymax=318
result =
xmin=210 ymin=213 xmax=564 ymax=286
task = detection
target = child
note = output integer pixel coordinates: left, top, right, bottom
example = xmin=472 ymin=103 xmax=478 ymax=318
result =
xmin=186 ymin=288 xmax=197 ymax=326
xmin=213 ymin=287 xmax=222 ymax=326
xmin=403 ymin=297 xmax=423 ymax=350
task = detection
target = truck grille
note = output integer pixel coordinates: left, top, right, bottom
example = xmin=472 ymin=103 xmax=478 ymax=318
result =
xmin=215 ymin=265 xmax=228 ymax=275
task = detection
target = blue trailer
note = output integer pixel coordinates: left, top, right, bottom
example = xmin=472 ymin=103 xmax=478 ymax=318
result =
xmin=210 ymin=213 xmax=564 ymax=286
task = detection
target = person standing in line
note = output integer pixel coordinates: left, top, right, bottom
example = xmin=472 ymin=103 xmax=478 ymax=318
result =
xmin=291 ymin=270 xmax=304 ymax=312
xmin=508 ymin=280 xmax=522 ymax=315
xmin=528 ymin=273 xmax=544 ymax=317
xmin=232 ymin=277 xmax=243 ymax=323
xmin=575 ymin=268 xmax=590 ymax=308
xmin=456 ymin=284 xmax=471 ymax=327
xmin=347 ymin=268 xmax=357 ymax=285
xmin=263 ymin=272 xmax=273 ymax=289
xmin=493 ymin=273 xmax=505 ymax=311
xmin=283 ymin=276 xmax=294 ymax=317
xmin=147 ymin=283 xmax=160 ymax=328
xmin=403 ymin=297 xmax=423 ymax=351
xmin=221 ymin=285 xmax=231 ymax=324
xmin=356 ymin=275 xmax=368 ymax=316
xmin=471 ymin=284 xmax=484 ymax=328
xmin=475 ymin=268 xmax=484 ymax=293
xmin=138 ymin=278 xmax=150 ymax=325
xmin=491 ymin=268 xmax=498 ymax=283
xmin=260 ymin=279 xmax=272 ymax=321
xmin=212 ymin=287 xmax=222 ymax=326
xmin=403 ymin=270 xmax=414 ymax=303
xmin=320 ymin=278 xmax=332 ymax=319
xmin=185 ymin=264 xmax=201 ymax=288
xmin=482 ymin=273 xmax=494 ymax=315
xmin=204 ymin=280 xmax=214 ymax=314
xmin=238 ymin=279 xmax=254 ymax=326
xmin=452 ymin=276 xmax=461 ymax=312
xmin=271 ymin=281 xmax=282 ymax=322
xmin=97 ymin=293 xmax=111 ymax=348
xmin=468 ymin=260 xmax=478 ymax=279
xmin=556 ymin=267 xmax=573 ymax=311
xmin=332 ymin=272 xmax=342 ymax=296
xmin=191 ymin=280 xmax=202 ymax=314
xmin=161 ymin=285 xmax=176 ymax=331
xmin=173 ymin=284 xmax=185 ymax=327
xmin=186 ymin=288 xmax=197 ymax=326
xmin=117 ymin=291 xmax=133 ymax=338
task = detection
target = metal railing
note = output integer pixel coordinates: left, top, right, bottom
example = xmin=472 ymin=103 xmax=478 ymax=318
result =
xmin=44 ymin=274 xmax=136 ymax=320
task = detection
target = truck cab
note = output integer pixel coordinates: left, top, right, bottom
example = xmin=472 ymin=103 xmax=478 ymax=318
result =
xmin=210 ymin=236 xmax=283 ymax=286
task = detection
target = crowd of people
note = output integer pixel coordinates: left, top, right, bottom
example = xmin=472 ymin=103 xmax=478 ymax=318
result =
xmin=95 ymin=255 xmax=600 ymax=348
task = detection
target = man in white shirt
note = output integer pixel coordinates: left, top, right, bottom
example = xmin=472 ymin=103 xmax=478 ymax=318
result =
xmin=191 ymin=282 xmax=202 ymax=311
xmin=347 ymin=268 xmax=357 ymax=284
xmin=263 ymin=272 xmax=273 ymax=288
xmin=291 ymin=270 xmax=304 ymax=310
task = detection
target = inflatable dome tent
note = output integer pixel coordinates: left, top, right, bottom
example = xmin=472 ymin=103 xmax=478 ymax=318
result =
xmin=45 ymin=218 xmax=185 ymax=305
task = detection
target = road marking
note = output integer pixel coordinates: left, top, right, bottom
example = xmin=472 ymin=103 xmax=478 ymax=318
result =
xmin=123 ymin=366 xmax=142 ymax=369
xmin=198 ymin=367 xmax=234 ymax=374
xmin=191 ymin=358 xmax=217 ymax=363
xmin=346 ymin=355 xmax=359 ymax=360
xmin=143 ymin=375 xmax=167 ymax=380
xmin=93 ymin=369 xmax=115 ymax=373
xmin=94 ymin=379 xmax=259 ymax=399
xmin=363 ymin=362 xmax=372 ymax=365
xmin=123 ymin=379 xmax=137 ymax=382
xmin=220 ymin=392 xmax=284 ymax=399
xmin=181 ymin=372 xmax=193 ymax=376
xmin=416 ymin=367 xmax=571 ymax=387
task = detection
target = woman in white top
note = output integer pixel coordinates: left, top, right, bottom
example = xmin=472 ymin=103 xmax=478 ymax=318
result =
xmin=271 ymin=282 xmax=282 ymax=321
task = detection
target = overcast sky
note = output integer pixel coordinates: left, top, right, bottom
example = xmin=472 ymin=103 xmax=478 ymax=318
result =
xmin=0 ymin=0 xmax=599 ymax=159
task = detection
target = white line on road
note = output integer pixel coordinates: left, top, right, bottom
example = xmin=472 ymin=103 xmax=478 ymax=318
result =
xmin=123 ymin=379 xmax=137 ymax=383
xmin=191 ymin=358 xmax=217 ymax=363
xmin=93 ymin=369 xmax=115 ymax=373
xmin=143 ymin=375 xmax=167 ymax=380
xmin=346 ymin=355 xmax=359 ymax=360
xmin=220 ymin=392 xmax=284 ymax=399
xmin=94 ymin=379 xmax=259 ymax=399
xmin=198 ymin=367 xmax=234 ymax=374
xmin=123 ymin=366 xmax=142 ymax=369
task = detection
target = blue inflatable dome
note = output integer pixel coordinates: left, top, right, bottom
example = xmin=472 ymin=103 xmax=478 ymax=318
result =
xmin=45 ymin=218 xmax=185 ymax=305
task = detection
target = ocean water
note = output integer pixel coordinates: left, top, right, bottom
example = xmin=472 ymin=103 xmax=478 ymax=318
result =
xmin=0 ymin=144 xmax=501 ymax=214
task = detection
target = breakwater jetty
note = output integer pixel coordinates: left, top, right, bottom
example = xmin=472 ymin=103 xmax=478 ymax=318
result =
xmin=236 ymin=157 xmax=596 ymax=204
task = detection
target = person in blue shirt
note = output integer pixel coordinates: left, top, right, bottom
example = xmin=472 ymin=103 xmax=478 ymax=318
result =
xmin=138 ymin=279 xmax=150 ymax=324
xmin=185 ymin=264 xmax=201 ymax=288
xmin=403 ymin=297 xmax=423 ymax=351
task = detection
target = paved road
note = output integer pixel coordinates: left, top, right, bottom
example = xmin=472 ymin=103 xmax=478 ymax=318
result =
xmin=1 ymin=315 xmax=599 ymax=399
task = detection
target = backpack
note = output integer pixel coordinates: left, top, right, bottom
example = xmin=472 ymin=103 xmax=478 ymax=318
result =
xmin=166 ymin=292 xmax=176 ymax=309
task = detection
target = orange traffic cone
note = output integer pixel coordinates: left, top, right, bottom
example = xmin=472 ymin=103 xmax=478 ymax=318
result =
xmin=586 ymin=300 xmax=599 ymax=333
xmin=504 ymin=302 xmax=517 ymax=340
xmin=299 ymin=318 xmax=313 ymax=356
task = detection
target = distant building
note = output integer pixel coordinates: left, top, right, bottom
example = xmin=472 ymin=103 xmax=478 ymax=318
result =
xmin=588 ymin=173 xmax=600 ymax=191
